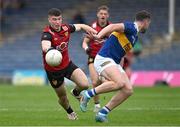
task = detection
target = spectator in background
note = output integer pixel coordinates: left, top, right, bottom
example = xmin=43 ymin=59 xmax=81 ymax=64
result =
xmin=0 ymin=1 xmax=5 ymax=42
xmin=1 ymin=0 xmax=26 ymax=15
xmin=0 ymin=7 xmax=4 ymax=24
xmin=71 ymin=10 xmax=86 ymax=24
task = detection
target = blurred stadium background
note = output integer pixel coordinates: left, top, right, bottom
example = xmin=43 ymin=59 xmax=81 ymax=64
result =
xmin=0 ymin=0 xmax=180 ymax=86
xmin=0 ymin=0 xmax=180 ymax=126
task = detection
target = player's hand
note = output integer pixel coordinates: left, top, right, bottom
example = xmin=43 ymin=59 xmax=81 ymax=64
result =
xmin=85 ymin=33 xmax=105 ymax=44
xmin=85 ymin=33 xmax=99 ymax=40
xmin=46 ymin=47 xmax=54 ymax=53
xmin=97 ymin=38 xmax=105 ymax=44
xmin=84 ymin=46 xmax=90 ymax=55
xmin=85 ymin=31 xmax=97 ymax=40
xmin=92 ymin=34 xmax=99 ymax=40
xmin=88 ymin=28 xmax=98 ymax=35
xmin=85 ymin=28 xmax=97 ymax=38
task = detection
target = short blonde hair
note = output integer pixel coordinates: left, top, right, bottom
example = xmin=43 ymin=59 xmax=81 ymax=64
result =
xmin=97 ymin=5 xmax=109 ymax=13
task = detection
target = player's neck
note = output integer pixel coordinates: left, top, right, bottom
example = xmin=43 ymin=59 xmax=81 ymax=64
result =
xmin=134 ymin=21 xmax=141 ymax=32
xmin=50 ymin=25 xmax=61 ymax=32
xmin=54 ymin=27 xmax=61 ymax=32
xmin=98 ymin=21 xmax=108 ymax=27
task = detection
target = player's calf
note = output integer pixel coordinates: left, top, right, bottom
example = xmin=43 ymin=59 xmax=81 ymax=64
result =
xmin=58 ymin=95 xmax=69 ymax=107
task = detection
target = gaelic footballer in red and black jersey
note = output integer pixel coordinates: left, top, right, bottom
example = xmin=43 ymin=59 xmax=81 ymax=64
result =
xmin=41 ymin=24 xmax=75 ymax=71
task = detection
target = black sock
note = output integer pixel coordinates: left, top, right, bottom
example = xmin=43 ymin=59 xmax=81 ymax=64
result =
xmin=73 ymin=88 xmax=80 ymax=96
xmin=66 ymin=106 xmax=73 ymax=114
xmin=95 ymin=101 xmax=100 ymax=104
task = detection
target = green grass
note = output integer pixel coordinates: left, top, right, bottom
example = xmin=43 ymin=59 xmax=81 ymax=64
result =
xmin=0 ymin=84 xmax=180 ymax=126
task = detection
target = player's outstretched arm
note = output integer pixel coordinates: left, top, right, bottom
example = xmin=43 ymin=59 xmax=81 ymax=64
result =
xmin=97 ymin=23 xmax=125 ymax=39
xmin=73 ymin=24 xmax=97 ymax=35
xmin=82 ymin=37 xmax=91 ymax=54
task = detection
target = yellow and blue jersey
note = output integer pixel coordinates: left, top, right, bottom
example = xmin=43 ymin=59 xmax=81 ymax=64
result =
xmin=98 ymin=21 xmax=138 ymax=64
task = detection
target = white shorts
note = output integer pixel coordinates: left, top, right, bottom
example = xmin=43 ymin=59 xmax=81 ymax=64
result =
xmin=94 ymin=55 xmax=125 ymax=75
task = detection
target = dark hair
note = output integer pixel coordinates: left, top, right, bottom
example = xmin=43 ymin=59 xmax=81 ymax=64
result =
xmin=48 ymin=8 xmax=62 ymax=16
xmin=135 ymin=10 xmax=151 ymax=21
xmin=97 ymin=5 xmax=109 ymax=13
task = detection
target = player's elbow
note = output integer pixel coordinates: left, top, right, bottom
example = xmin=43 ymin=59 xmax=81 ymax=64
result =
xmin=74 ymin=24 xmax=82 ymax=31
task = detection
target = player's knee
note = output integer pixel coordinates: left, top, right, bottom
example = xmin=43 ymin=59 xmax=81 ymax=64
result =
xmin=114 ymin=80 xmax=126 ymax=89
xmin=83 ymin=84 xmax=89 ymax=90
xmin=78 ymin=78 xmax=89 ymax=90
xmin=122 ymin=86 xmax=133 ymax=96
xmin=109 ymin=81 xmax=121 ymax=90
xmin=81 ymin=81 xmax=89 ymax=90
xmin=91 ymin=79 xmax=99 ymax=87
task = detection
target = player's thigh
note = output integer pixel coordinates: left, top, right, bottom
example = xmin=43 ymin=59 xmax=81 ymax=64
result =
xmin=89 ymin=63 xmax=100 ymax=86
xmin=101 ymin=65 xmax=129 ymax=88
xmin=46 ymin=70 xmax=65 ymax=89
xmin=70 ymin=68 xmax=89 ymax=88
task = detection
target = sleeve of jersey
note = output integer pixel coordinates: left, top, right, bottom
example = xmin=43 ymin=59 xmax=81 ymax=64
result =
xmin=68 ymin=24 xmax=76 ymax=33
xmin=124 ymin=22 xmax=135 ymax=34
xmin=41 ymin=32 xmax=52 ymax=41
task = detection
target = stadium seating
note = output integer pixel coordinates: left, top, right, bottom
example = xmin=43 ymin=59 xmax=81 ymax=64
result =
xmin=1 ymin=0 xmax=180 ymax=79
xmin=132 ymin=42 xmax=180 ymax=70
xmin=0 ymin=33 xmax=42 ymax=76
xmin=2 ymin=0 xmax=84 ymax=36
xmin=85 ymin=0 xmax=171 ymax=39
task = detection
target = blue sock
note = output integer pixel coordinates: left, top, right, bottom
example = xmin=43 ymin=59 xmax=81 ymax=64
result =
xmin=98 ymin=106 xmax=111 ymax=116
xmin=85 ymin=89 xmax=96 ymax=98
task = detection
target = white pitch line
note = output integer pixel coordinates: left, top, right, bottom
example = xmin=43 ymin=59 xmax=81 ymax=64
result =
xmin=0 ymin=107 xmax=180 ymax=111
xmin=120 ymin=107 xmax=180 ymax=111
xmin=0 ymin=108 xmax=62 ymax=111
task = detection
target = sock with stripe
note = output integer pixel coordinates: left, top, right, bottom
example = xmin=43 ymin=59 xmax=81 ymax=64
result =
xmin=85 ymin=88 xmax=97 ymax=98
xmin=98 ymin=106 xmax=111 ymax=116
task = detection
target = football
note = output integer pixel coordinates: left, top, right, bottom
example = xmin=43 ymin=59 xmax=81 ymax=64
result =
xmin=45 ymin=49 xmax=62 ymax=66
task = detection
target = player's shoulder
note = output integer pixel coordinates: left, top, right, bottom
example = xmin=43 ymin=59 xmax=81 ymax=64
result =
xmin=123 ymin=21 xmax=137 ymax=33
xmin=42 ymin=26 xmax=55 ymax=36
xmin=43 ymin=25 xmax=50 ymax=32
xmin=62 ymin=23 xmax=76 ymax=33
xmin=91 ymin=21 xmax=98 ymax=28
xmin=61 ymin=24 xmax=69 ymax=31
xmin=108 ymin=21 xmax=112 ymax=25
xmin=123 ymin=21 xmax=134 ymax=27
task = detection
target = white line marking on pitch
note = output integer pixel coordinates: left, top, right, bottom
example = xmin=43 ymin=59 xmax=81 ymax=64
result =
xmin=1 ymin=107 xmax=180 ymax=111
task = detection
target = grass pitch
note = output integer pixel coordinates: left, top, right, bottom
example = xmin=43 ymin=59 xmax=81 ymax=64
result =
xmin=0 ymin=84 xmax=180 ymax=126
